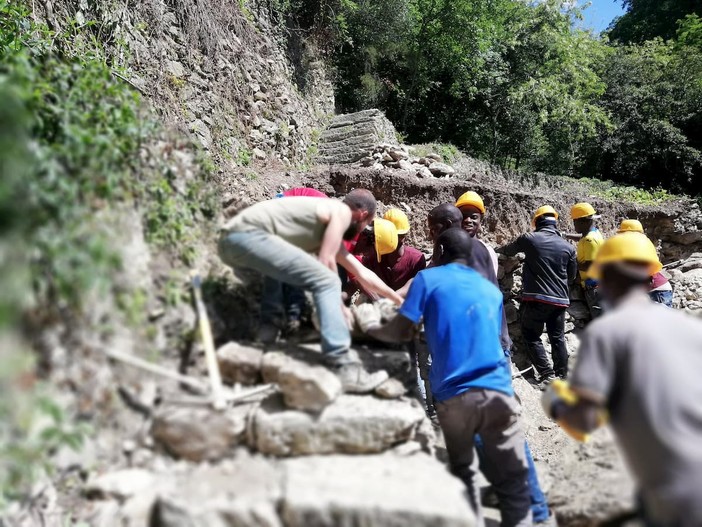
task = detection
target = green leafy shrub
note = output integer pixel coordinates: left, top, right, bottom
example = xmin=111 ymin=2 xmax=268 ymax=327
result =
xmin=411 ymin=143 xmax=460 ymax=164
xmin=0 ymin=0 xmax=222 ymax=509
xmin=0 ymin=0 xmax=216 ymax=313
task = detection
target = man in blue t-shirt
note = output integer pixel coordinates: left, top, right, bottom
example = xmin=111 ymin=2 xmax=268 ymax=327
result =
xmin=363 ymin=228 xmax=532 ymax=527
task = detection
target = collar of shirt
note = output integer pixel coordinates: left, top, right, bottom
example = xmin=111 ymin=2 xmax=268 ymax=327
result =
xmin=615 ymin=288 xmax=651 ymax=309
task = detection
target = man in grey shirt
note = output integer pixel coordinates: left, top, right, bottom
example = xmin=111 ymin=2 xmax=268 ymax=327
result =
xmin=541 ymin=232 xmax=702 ymax=526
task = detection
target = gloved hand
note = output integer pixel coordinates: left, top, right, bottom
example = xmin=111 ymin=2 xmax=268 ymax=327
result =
xmin=541 ymin=380 xmax=603 ymax=443
xmin=541 ymin=383 xmax=563 ymax=419
xmin=353 ymin=303 xmax=382 ymax=333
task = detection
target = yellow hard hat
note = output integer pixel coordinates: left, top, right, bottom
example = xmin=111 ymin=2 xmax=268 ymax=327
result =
xmin=532 ymin=205 xmax=559 ymax=226
xmin=373 ymin=218 xmax=399 ymax=262
xmin=617 ymin=219 xmax=644 ymax=234
xmin=588 ymin=232 xmax=662 ymax=280
xmin=383 ymin=208 xmax=410 ymax=235
xmin=455 ymin=191 xmax=486 ymax=214
xmin=571 ymin=202 xmax=600 ymax=220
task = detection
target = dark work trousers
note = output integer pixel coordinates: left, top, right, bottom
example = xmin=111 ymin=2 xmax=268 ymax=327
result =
xmin=520 ymin=301 xmax=569 ymax=379
xmin=584 ymin=284 xmax=603 ymax=320
xmin=436 ymin=389 xmax=532 ymax=527
xmin=409 ymin=335 xmax=434 ymax=417
xmin=260 ymin=277 xmax=307 ymax=327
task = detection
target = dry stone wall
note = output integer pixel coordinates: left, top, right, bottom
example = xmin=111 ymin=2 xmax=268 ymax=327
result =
xmin=38 ymin=0 xmax=335 ymax=170
xmin=75 ymin=341 xmax=476 ymax=527
xmin=318 ymin=110 xmax=399 ymax=164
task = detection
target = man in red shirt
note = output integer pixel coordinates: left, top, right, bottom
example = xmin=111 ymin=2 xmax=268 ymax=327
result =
xmin=355 ymin=210 xmax=426 ymax=292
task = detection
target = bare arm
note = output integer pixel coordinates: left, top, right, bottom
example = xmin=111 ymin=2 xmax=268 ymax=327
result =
xmin=337 ymin=246 xmax=404 ymax=305
xmin=317 ymin=203 xmax=351 ymax=272
xmin=395 ymin=277 xmax=414 ymax=299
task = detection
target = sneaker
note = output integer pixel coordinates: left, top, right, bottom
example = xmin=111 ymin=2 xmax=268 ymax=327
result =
xmin=335 ymin=363 xmax=389 ymax=394
xmin=256 ymin=323 xmax=280 ymax=345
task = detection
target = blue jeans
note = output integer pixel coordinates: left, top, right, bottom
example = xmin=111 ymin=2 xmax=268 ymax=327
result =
xmin=218 ymin=230 xmax=351 ymax=363
xmin=476 ymin=435 xmax=551 ymax=523
xmin=648 ymin=289 xmax=673 ymax=308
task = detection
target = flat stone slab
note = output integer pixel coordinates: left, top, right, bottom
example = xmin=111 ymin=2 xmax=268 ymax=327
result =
xmin=249 ymin=394 xmax=425 ymax=456
xmin=281 ymin=453 xmax=475 ymax=527
xmin=136 ymin=455 xmax=282 ymax=527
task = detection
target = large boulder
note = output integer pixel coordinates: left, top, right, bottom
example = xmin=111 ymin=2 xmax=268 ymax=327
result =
xmin=151 ymin=403 xmax=251 ymax=461
xmin=318 ymin=109 xmax=398 ymax=164
xmin=149 ymin=456 xmax=283 ymax=527
xmin=280 ymin=453 xmax=475 ymax=527
xmin=249 ymin=394 xmax=426 ymax=456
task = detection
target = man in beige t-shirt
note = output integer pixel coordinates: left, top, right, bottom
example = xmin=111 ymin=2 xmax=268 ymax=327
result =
xmin=219 ymin=189 xmax=402 ymax=393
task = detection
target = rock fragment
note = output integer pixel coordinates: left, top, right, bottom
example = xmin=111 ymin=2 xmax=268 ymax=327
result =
xmin=277 ymin=360 xmax=342 ymax=411
xmin=374 ymin=378 xmax=406 ymax=399
xmin=217 ymin=342 xmax=263 ymax=385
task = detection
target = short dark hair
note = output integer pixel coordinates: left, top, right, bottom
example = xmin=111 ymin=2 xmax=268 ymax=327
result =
xmin=343 ymin=189 xmax=377 ymax=217
xmin=435 ymin=228 xmax=473 ymax=265
xmin=428 ymin=203 xmax=463 ymax=227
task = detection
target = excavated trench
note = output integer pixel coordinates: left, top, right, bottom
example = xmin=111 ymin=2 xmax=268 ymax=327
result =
xmin=298 ymin=165 xmax=699 ymax=259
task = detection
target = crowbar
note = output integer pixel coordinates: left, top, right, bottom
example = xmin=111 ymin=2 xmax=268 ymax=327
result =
xmin=512 ymin=365 xmax=534 ymax=379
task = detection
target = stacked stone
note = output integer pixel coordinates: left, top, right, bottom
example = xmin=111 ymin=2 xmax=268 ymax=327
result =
xmin=358 ymin=144 xmax=457 ymax=179
xmin=83 ymin=342 xmax=477 ymax=526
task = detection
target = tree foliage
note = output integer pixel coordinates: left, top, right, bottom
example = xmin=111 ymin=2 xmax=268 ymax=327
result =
xmin=272 ymin=0 xmax=702 ymax=194
xmin=609 ymin=0 xmax=702 ymax=43
xmin=582 ymin=37 xmax=702 ymax=193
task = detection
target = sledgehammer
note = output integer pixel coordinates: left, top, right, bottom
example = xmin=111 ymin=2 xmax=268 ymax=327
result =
xmin=190 ymin=270 xmax=226 ymax=410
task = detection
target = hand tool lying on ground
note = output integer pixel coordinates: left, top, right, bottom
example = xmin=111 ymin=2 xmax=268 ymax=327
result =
xmin=106 ymin=348 xmax=275 ymax=406
xmin=512 ymin=365 xmax=534 ymax=379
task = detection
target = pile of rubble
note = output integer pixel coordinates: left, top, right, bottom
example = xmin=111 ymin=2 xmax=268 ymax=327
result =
xmin=668 ymin=252 xmax=702 ymax=316
xmin=358 ymin=144 xmax=457 ymax=179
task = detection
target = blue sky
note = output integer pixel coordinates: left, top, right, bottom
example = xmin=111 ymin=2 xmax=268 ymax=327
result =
xmin=577 ymin=0 xmax=626 ymax=33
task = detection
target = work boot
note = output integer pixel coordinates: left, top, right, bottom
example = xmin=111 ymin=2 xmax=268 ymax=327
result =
xmin=334 ymin=363 xmax=389 ymax=394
